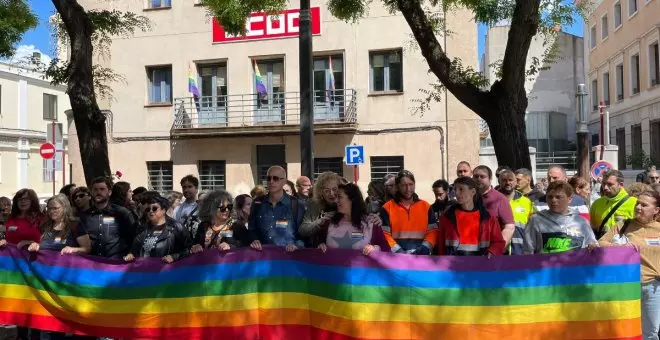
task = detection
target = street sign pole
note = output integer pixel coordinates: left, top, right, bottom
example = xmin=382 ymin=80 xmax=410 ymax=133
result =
xmin=51 ymin=121 xmax=56 ymax=196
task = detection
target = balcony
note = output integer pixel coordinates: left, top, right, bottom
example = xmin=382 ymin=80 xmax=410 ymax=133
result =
xmin=171 ymin=89 xmax=357 ymax=138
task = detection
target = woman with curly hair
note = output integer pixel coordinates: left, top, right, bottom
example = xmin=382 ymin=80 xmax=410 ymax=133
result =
xmin=298 ymin=172 xmax=342 ymax=244
xmin=190 ymin=190 xmax=252 ymax=253
xmin=26 ymin=194 xmax=91 ymax=254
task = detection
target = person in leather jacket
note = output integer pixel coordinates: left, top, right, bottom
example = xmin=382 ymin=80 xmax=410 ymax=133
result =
xmin=124 ymin=195 xmax=191 ymax=264
xmin=80 ymin=177 xmax=138 ymax=259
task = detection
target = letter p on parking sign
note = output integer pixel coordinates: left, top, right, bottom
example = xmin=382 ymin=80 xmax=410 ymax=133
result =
xmin=345 ymin=145 xmax=364 ymax=166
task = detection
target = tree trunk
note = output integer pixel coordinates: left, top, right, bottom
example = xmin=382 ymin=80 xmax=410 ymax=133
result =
xmin=484 ymin=97 xmax=533 ymax=170
xmin=52 ymin=0 xmax=111 ymax=185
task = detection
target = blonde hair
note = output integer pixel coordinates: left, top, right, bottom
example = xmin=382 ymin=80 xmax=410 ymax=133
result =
xmin=313 ymin=172 xmax=342 ymax=203
xmin=628 ymin=183 xmax=652 ymax=198
xmin=41 ymin=194 xmax=77 ymax=240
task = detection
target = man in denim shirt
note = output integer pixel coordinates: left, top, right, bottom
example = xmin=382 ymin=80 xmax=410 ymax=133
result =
xmin=249 ymin=166 xmax=305 ymax=252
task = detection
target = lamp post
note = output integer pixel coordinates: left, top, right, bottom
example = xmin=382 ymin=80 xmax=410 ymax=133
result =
xmin=299 ymin=0 xmax=314 ymax=178
xmin=576 ymin=84 xmax=590 ymax=179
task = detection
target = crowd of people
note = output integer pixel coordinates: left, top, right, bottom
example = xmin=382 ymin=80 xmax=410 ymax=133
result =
xmin=1 ymin=161 xmax=660 ymax=339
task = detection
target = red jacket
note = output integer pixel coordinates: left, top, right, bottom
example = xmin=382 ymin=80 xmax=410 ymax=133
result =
xmin=437 ymin=204 xmax=505 ymax=256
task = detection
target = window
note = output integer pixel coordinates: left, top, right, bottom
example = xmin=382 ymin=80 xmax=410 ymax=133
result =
xmin=614 ymin=2 xmax=622 ymax=28
xmin=147 ymin=66 xmax=172 ymax=104
xmin=314 ymin=157 xmax=343 ymax=179
xmin=590 ymin=26 xmax=597 ymax=49
xmin=616 ymin=128 xmax=626 ymax=168
xmin=198 ymin=160 xmax=226 ymax=190
xmin=616 ymin=63 xmax=624 ymax=100
xmin=628 ymin=0 xmax=637 ymax=16
xmin=147 ymin=161 xmax=173 ymax=193
xmin=632 ymin=124 xmax=642 ymax=155
xmin=632 ymin=54 xmax=640 ymax=94
xmin=591 ymin=79 xmax=599 ymax=110
xmin=43 ymin=94 xmax=57 ymax=120
xmin=370 ymin=156 xmax=404 ymax=180
xmin=652 ymin=120 xmax=660 ymax=165
xmin=601 ymin=15 xmax=608 ymax=39
xmin=256 ymin=145 xmax=286 ymax=185
xmin=603 ymin=72 xmax=610 ymax=105
xmin=148 ymin=0 xmax=171 ymax=8
xmin=369 ymin=50 xmax=403 ymax=92
xmin=650 ymin=42 xmax=659 ymax=86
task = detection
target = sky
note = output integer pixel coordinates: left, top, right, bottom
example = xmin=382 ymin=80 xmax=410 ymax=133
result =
xmin=15 ymin=1 xmax=583 ymax=66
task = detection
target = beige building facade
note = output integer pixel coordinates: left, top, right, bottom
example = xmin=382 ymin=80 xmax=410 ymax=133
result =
xmin=584 ymin=0 xmax=660 ymax=169
xmin=0 ymin=62 xmax=70 ymax=200
xmin=68 ymin=0 xmax=480 ymax=201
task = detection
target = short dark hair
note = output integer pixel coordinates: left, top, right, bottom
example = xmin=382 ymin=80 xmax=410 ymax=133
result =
xmin=473 ymin=165 xmax=493 ymax=179
xmin=453 ymin=176 xmax=478 ymax=190
xmin=59 ymin=184 xmax=76 ymax=197
xmin=495 ymin=166 xmax=512 ymax=176
xmin=395 ymin=170 xmax=416 ymax=184
xmin=432 ymin=179 xmax=450 ymax=191
xmin=144 ymin=194 xmax=171 ymax=211
xmin=180 ymin=175 xmax=199 ymax=188
xmin=90 ymin=176 xmax=113 ymax=190
xmin=498 ymin=169 xmax=515 ymax=179
xmin=546 ymin=180 xmax=574 ymax=197
xmin=602 ymin=169 xmax=624 ymax=183
xmin=133 ymin=186 xmax=147 ymax=196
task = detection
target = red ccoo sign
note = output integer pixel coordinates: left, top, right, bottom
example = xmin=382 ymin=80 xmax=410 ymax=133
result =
xmin=212 ymin=7 xmax=322 ymax=43
xmin=40 ymin=142 xmax=56 ymax=160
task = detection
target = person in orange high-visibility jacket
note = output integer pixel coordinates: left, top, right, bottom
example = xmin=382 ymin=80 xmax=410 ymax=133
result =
xmin=379 ymin=170 xmax=437 ymax=254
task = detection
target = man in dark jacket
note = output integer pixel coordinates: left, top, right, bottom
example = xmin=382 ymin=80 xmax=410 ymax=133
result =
xmin=79 ymin=176 xmax=139 ymax=259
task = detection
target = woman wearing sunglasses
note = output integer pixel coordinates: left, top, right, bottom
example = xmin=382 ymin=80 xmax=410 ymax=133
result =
xmin=191 ymin=190 xmax=251 ymax=253
xmin=123 ymin=195 xmax=191 ymax=264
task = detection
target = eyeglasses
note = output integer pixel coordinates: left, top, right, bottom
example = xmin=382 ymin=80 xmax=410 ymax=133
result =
xmin=323 ymin=188 xmax=338 ymax=195
xmin=651 ymin=176 xmax=660 ymax=179
xmin=145 ymin=206 xmax=160 ymax=213
xmin=217 ymin=204 xmax=233 ymax=212
xmin=266 ymin=176 xmax=283 ymax=182
xmin=47 ymin=206 xmax=62 ymax=211
xmin=74 ymin=193 xmax=88 ymax=200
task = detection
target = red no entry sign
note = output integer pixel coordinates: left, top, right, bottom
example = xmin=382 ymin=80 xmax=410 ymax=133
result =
xmin=40 ymin=143 xmax=56 ymax=160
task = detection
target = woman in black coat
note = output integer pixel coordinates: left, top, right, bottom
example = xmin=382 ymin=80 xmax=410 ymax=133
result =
xmin=124 ymin=195 xmax=191 ymax=263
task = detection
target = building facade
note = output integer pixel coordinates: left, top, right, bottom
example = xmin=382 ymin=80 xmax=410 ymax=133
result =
xmin=584 ymin=0 xmax=660 ymax=169
xmin=482 ymin=25 xmax=585 ymax=171
xmin=68 ymin=0 xmax=480 ymax=201
xmin=0 ymin=62 xmax=70 ymax=199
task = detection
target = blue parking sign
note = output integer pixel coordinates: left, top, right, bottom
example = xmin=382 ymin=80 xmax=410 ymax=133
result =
xmin=345 ymin=145 xmax=364 ymax=166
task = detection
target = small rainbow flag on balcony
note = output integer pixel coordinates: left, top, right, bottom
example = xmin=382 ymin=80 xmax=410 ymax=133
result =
xmin=253 ymin=60 xmax=268 ymax=103
xmin=188 ymin=66 xmax=200 ymax=98
xmin=327 ymin=56 xmax=336 ymax=106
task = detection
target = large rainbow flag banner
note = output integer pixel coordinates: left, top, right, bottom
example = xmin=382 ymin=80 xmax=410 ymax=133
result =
xmin=0 ymin=245 xmax=642 ymax=339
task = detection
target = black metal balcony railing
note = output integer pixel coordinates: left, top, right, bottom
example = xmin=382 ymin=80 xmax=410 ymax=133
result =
xmin=536 ymin=151 xmax=578 ymax=171
xmin=172 ymin=89 xmax=357 ymax=131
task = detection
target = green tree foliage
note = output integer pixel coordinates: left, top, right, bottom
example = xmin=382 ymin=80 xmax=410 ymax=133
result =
xmin=0 ymin=0 xmax=37 ymax=58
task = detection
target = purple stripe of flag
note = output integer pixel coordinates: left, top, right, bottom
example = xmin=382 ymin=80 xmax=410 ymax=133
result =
xmin=0 ymin=245 xmax=640 ymax=274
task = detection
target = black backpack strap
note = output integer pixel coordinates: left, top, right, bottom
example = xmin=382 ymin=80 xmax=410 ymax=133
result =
xmin=597 ymin=195 xmax=630 ymax=237
xmin=618 ymin=219 xmax=632 ymax=237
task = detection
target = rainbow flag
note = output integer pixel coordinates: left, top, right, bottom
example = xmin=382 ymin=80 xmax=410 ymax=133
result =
xmin=327 ymin=56 xmax=336 ymax=106
xmin=188 ymin=67 xmax=200 ymax=98
xmin=0 ymin=246 xmax=641 ymax=339
xmin=253 ymin=59 xmax=268 ymax=102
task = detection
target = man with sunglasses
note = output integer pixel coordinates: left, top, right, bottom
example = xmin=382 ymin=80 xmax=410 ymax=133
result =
xmin=248 ymin=166 xmax=305 ymax=252
xmin=79 ymin=176 xmax=139 ymax=259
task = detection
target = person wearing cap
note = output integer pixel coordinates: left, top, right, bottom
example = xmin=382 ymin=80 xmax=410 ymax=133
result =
xmin=380 ymin=170 xmax=437 ymax=254
xmin=123 ymin=194 xmax=191 ymax=263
